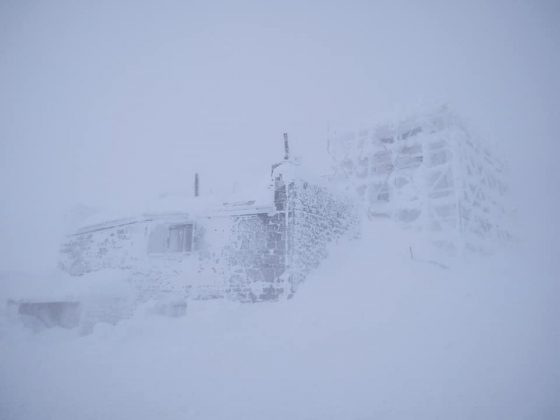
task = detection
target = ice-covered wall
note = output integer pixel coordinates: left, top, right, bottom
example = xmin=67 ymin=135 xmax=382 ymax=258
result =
xmin=60 ymin=219 xmax=151 ymax=275
xmin=287 ymin=179 xmax=358 ymax=293
xmin=331 ymin=107 xmax=509 ymax=255
xmin=203 ymin=212 xmax=287 ymax=302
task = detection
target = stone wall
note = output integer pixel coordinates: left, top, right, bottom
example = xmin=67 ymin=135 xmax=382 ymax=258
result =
xmin=60 ymin=220 xmax=150 ymax=275
xmin=287 ymin=180 xmax=358 ymax=294
xmin=218 ymin=212 xmax=287 ymax=302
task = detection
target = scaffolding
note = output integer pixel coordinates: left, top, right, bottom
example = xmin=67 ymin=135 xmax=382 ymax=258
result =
xmin=331 ymin=107 xmax=510 ymax=255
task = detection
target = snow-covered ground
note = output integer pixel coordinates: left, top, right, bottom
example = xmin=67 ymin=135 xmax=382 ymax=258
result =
xmin=1 ymin=221 xmax=558 ymax=420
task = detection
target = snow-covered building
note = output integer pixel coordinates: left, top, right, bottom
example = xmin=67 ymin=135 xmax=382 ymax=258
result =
xmin=59 ymin=142 xmax=357 ymax=305
xmin=330 ymin=107 xmax=510 ymax=256
xmin=10 ymin=136 xmax=356 ymax=332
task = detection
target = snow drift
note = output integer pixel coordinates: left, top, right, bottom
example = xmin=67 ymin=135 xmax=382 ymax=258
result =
xmin=1 ymin=221 xmax=558 ymax=420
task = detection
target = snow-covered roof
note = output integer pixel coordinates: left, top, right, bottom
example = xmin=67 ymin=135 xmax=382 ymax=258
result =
xmin=70 ymin=171 xmax=276 ymax=235
xmin=67 ymin=152 xmax=338 ymax=236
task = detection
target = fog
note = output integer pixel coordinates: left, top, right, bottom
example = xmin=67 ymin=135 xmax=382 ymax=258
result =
xmin=1 ymin=0 xmax=558 ymax=269
xmin=0 ymin=1 xmax=559 ymax=419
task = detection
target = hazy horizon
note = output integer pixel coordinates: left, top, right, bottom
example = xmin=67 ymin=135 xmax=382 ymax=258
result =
xmin=2 ymin=0 xmax=559 ymax=270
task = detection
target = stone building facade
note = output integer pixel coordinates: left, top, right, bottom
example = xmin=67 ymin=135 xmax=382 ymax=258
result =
xmin=59 ymin=158 xmax=357 ymax=305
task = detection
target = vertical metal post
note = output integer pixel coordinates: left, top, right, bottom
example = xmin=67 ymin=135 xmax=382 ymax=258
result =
xmin=284 ymin=179 xmax=290 ymax=299
xmin=194 ymin=173 xmax=199 ymax=197
xmin=283 ymin=133 xmax=291 ymax=298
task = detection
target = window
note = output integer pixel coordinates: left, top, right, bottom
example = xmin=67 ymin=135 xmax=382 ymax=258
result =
xmin=168 ymin=224 xmax=193 ymax=252
xmin=148 ymin=223 xmax=193 ymax=254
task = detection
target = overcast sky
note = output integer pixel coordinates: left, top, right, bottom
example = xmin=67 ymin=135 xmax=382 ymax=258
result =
xmin=1 ymin=0 xmax=559 ymax=270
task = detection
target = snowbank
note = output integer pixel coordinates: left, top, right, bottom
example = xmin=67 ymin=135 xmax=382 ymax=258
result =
xmin=0 ymin=221 xmax=558 ymax=420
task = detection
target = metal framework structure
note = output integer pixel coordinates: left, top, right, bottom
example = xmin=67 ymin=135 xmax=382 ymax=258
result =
xmin=331 ymin=107 xmax=509 ymax=255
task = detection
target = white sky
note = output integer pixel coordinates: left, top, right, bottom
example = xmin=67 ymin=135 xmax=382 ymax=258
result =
xmin=0 ymin=0 xmax=559 ymax=270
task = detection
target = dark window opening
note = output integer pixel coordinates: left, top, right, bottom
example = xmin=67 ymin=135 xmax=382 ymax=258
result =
xmin=167 ymin=224 xmax=193 ymax=252
xmin=148 ymin=223 xmax=194 ymax=254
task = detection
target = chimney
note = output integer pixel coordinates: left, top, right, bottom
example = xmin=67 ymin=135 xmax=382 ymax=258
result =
xmin=194 ymin=173 xmax=199 ymax=197
xmin=283 ymin=132 xmax=289 ymax=160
